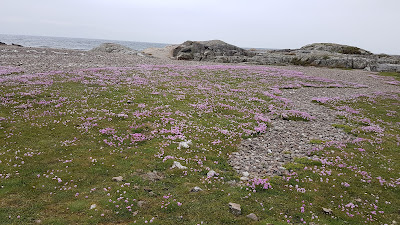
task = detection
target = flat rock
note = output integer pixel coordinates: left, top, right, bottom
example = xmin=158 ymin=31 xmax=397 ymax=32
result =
xmin=112 ymin=176 xmax=123 ymax=182
xmin=171 ymin=161 xmax=187 ymax=169
xmin=229 ymin=202 xmax=241 ymax=215
xmin=137 ymin=200 xmax=146 ymax=208
xmin=207 ymin=170 xmax=217 ymax=178
xmin=142 ymin=171 xmax=165 ymax=182
xmin=322 ymin=207 xmax=333 ymax=214
xmin=246 ymin=213 xmax=258 ymax=221
xmin=191 ymin=186 xmax=203 ymax=192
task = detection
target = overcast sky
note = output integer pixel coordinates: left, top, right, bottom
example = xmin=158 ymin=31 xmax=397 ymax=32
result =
xmin=1 ymin=0 xmax=399 ymax=54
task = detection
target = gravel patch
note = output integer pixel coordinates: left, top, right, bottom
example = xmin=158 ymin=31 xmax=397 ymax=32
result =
xmin=229 ymin=65 xmax=399 ymax=178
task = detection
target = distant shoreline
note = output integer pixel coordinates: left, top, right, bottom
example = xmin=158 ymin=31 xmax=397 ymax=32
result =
xmin=0 ymin=33 xmax=169 ymax=51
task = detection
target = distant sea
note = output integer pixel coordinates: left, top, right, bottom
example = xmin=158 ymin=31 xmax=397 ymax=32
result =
xmin=0 ymin=34 xmax=169 ymax=51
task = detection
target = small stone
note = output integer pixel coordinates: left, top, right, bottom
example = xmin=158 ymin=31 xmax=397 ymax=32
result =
xmin=178 ymin=140 xmax=192 ymax=149
xmin=116 ymin=113 xmax=128 ymax=118
xmin=240 ymin=176 xmax=249 ymax=181
xmin=191 ymin=186 xmax=203 ymax=192
xmin=229 ymin=202 xmax=241 ymax=215
xmin=132 ymin=210 xmax=139 ymax=216
xmin=246 ymin=213 xmax=258 ymax=221
xmin=90 ymin=204 xmax=97 ymax=210
xmin=242 ymin=171 xmax=249 ymax=177
xmin=137 ymin=201 xmax=146 ymax=208
xmin=142 ymin=171 xmax=164 ymax=181
xmin=322 ymin=207 xmax=333 ymax=214
xmin=171 ymin=161 xmax=188 ymax=169
xmin=112 ymin=176 xmax=123 ymax=182
xmin=227 ymin=180 xmax=237 ymax=186
xmin=35 ymin=219 xmax=42 ymax=224
xmin=207 ymin=170 xmax=217 ymax=177
xmin=143 ymin=187 xmax=153 ymax=192
xmin=148 ymin=191 xmax=156 ymax=196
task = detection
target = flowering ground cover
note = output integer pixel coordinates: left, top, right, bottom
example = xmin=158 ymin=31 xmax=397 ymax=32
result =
xmin=0 ymin=65 xmax=399 ymax=224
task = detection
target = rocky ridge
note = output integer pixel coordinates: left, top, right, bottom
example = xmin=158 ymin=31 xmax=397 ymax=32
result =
xmin=170 ymin=41 xmax=400 ymax=72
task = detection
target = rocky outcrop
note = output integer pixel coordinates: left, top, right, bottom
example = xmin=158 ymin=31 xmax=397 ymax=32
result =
xmin=172 ymin=40 xmax=254 ymax=61
xmin=90 ymin=43 xmax=144 ymax=56
xmin=168 ymin=41 xmax=400 ymax=72
xmin=300 ymin=43 xmax=372 ymax=55
xmin=0 ymin=42 xmax=6 ymax=46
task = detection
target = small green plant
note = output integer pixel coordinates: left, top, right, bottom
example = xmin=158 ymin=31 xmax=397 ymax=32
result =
xmin=322 ymin=55 xmax=330 ymax=60
xmin=340 ymin=46 xmax=362 ymax=55
xmin=379 ymin=72 xmax=400 ymax=81
xmin=309 ymin=139 xmax=324 ymax=144
xmin=332 ymin=123 xmax=354 ymax=134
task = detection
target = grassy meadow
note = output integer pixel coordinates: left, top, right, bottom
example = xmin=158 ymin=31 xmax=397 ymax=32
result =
xmin=0 ymin=65 xmax=399 ymax=224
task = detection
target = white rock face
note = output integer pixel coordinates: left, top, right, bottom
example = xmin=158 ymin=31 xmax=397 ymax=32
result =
xmin=171 ymin=161 xmax=188 ymax=169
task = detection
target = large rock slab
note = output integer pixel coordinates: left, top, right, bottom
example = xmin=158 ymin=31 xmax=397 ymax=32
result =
xmin=172 ymin=40 xmax=253 ymax=61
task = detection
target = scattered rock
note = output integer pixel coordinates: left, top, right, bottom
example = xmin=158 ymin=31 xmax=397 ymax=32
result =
xmin=137 ymin=200 xmax=146 ymax=208
xmin=322 ymin=207 xmax=333 ymax=215
xmin=242 ymin=171 xmax=250 ymax=177
xmin=246 ymin=213 xmax=258 ymax=221
xmin=240 ymin=176 xmax=249 ymax=181
xmin=191 ymin=186 xmax=203 ymax=192
xmin=112 ymin=176 xmax=124 ymax=182
xmin=207 ymin=170 xmax=217 ymax=178
xmin=226 ymin=180 xmax=238 ymax=186
xmin=116 ymin=113 xmax=128 ymax=118
xmin=229 ymin=202 xmax=242 ymax=215
xmin=178 ymin=140 xmax=192 ymax=149
xmin=35 ymin=219 xmax=42 ymax=224
xmin=90 ymin=204 xmax=97 ymax=210
xmin=142 ymin=171 xmax=165 ymax=182
xmin=171 ymin=161 xmax=188 ymax=169
xmin=143 ymin=187 xmax=153 ymax=192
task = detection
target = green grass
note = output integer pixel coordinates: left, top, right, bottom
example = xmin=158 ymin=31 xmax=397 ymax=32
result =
xmin=379 ymin=71 xmax=400 ymax=81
